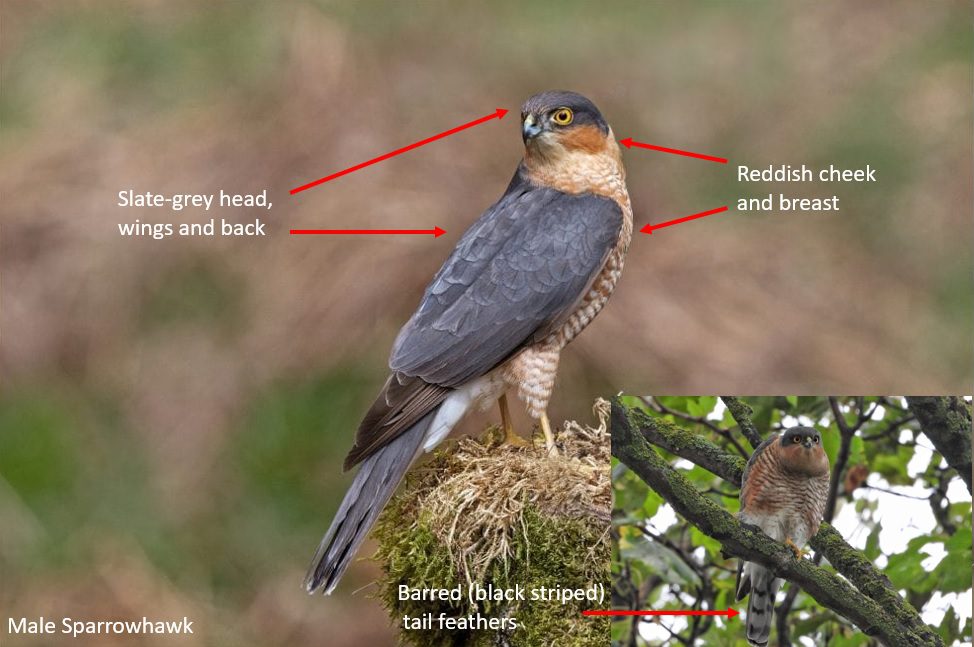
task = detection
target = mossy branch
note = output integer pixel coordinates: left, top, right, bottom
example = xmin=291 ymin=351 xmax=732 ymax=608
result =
xmin=629 ymin=405 xmax=746 ymax=484
xmin=906 ymin=396 xmax=972 ymax=494
xmin=719 ymin=396 xmax=764 ymax=449
xmin=611 ymin=398 xmax=944 ymax=647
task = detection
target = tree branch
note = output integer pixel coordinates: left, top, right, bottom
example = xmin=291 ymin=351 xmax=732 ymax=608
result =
xmin=905 ymin=396 xmax=972 ymax=494
xmin=641 ymin=396 xmax=750 ymax=458
xmin=719 ymin=396 xmax=764 ymax=450
xmin=624 ymin=405 xmax=746 ymax=485
xmin=824 ymin=397 xmax=856 ymax=526
xmin=611 ymin=399 xmax=944 ymax=647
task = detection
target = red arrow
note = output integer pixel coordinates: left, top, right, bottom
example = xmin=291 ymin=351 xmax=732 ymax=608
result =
xmin=583 ymin=607 xmax=739 ymax=618
xmin=620 ymin=138 xmax=727 ymax=164
xmin=641 ymin=205 xmax=729 ymax=234
xmin=290 ymin=227 xmax=446 ymax=238
xmin=290 ymin=108 xmax=509 ymax=195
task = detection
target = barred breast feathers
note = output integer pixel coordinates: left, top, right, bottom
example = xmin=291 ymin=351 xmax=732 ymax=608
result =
xmin=504 ymin=128 xmax=632 ymax=417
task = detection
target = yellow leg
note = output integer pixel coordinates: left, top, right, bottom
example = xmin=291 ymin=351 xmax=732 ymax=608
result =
xmin=499 ymin=394 xmax=530 ymax=448
xmin=540 ymin=410 xmax=559 ymax=456
xmin=784 ymin=537 xmax=805 ymax=559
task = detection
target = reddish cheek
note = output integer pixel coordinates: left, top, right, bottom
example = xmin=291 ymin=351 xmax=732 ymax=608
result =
xmin=559 ymin=125 xmax=608 ymax=153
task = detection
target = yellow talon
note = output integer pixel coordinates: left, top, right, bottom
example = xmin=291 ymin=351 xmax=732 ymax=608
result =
xmin=499 ymin=394 xmax=531 ymax=448
xmin=784 ymin=537 xmax=805 ymax=559
xmin=539 ymin=410 xmax=559 ymax=456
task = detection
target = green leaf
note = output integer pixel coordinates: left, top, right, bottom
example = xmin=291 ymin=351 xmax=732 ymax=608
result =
xmin=822 ymin=424 xmax=840 ymax=467
xmin=642 ymin=490 xmax=662 ymax=518
xmin=714 ymin=587 xmax=728 ymax=612
xmin=831 ymin=632 xmax=870 ymax=647
xmin=848 ymin=435 xmax=865 ymax=466
xmin=751 ymin=399 xmax=775 ymax=435
xmin=938 ymin=605 xmax=958 ymax=644
xmin=864 ymin=523 xmax=882 ymax=560
xmin=619 ymin=394 xmax=650 ymax=412
xmin=936 ymin=547 xmax=973 ymax=593
xmin=691 ymin=526 xmax=722 ymax=558
xmin=886 ymin=549 xmax=929 ymax=589
xmin=619 ymin=536 xmax=700 ymax=589
xmin=944 ymin=525 xmax=971 ymax=551
xmin=723 ymin=496 xmax=741 ymax=514
xmin=656 ymin=396 xmax=689 ymax=413
xmin=686 ymin=396 xmax=717 ymax=418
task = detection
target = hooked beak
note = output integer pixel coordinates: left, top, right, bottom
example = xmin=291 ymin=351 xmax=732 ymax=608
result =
xmin=802 ymin=438 xmax=813 ymax=449
xmin=522 ymin=113 xmax=543 ymax=141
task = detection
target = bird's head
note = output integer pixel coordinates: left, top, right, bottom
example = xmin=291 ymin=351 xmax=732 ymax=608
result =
xmin=778 ymin=426 xmax=830 ymax=477
xmin=517 ymin=91 xmax=625 ymax=198
xmin=520 ymin=90 xmax=616 ymax=159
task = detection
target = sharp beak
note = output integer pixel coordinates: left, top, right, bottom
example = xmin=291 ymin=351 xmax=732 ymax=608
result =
xmin=522 ymin=113 xmax=543 ymax=141
xmin=803 ymin=438 xmax=813 ymax=449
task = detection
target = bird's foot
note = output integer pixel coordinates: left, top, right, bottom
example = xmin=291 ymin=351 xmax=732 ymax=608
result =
xmin=497 ymin=393 xmax=530 ymax=449
xmin=501 ymin=426 xmax=532 ymax=449
xmin=539 ymin=411 xmax=560 ymax=457
xmin=784 ymin=537 xmax=805 ymax=559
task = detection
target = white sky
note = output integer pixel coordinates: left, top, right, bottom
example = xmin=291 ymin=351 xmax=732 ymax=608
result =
xmin=632 ymin=399 xmax=973 ymax=646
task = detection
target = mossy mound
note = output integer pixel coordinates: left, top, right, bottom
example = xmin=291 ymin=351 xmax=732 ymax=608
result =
xmin=373 ymin=399 xmax=612 ymax=647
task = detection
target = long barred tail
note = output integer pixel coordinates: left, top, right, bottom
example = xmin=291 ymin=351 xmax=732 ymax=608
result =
xmin=743 ymin=563 xmax=780 ymax=647
xmin=304 ymin=409 xmax=436 ymax=595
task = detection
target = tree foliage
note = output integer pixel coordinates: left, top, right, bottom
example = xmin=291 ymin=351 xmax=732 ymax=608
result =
xmin=611 ymin=396 xmax=972 ymax=647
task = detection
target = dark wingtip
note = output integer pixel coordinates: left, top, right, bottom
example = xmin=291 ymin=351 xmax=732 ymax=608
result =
xmin=303 ymin=555 xmax=327 ymax=594
xmin=304 ymin=573 xmax=322 ymax=594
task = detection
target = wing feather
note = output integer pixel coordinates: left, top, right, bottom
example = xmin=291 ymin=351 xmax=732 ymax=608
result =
xmin=345 ymin=180 xmax=623 ymax=469
xmin=390 ymin=183 xmax=623 ymax=387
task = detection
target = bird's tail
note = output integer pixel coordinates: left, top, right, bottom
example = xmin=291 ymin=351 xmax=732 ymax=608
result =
xmin=741 ymin=563 xmax=780 ymax=647
xmin=304 ymin=409 xmax=436 ymax=595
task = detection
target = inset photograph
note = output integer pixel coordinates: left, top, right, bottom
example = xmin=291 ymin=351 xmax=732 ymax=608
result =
xmin=610 ymin=396 xmax=971 ymax=647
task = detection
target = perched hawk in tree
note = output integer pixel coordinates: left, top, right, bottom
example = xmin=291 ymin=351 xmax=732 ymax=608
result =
xmin=736 ymin=426 xmax=831 ymax=646
xmin=306 ymin=91 xmax=632 ymax=594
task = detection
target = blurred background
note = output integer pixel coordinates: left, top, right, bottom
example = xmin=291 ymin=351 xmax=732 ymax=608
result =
xmin=0 ymin=1 xmax=971 ymax=645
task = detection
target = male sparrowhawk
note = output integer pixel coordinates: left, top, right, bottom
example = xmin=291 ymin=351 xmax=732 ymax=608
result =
xmin=306 ymin=90 xmax=632 ymax=595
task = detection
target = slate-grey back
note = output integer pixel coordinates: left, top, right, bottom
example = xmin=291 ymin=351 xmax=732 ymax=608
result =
xmin=390 ymin=176 xmax=623 ymax=388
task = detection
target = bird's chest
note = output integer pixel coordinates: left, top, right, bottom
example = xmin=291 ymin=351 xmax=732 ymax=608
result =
xmin=502 ymin=154 xmax=632 ymax=418
xmin=745 ymin=473 xmax=827 ymax=544
xmin=552 ymin=200 xmax=632 ymax=346
xmin=503 ymin=194 xmax=632 ymax=418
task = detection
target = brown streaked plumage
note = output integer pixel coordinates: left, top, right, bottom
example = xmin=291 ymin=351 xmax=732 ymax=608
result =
xmin=305 ymin=90 xmax=631 ymax=596
xmin=736 ymin=427 xmax=830 ymax=647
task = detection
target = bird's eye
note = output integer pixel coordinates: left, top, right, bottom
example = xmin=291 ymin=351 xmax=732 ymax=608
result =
xmin=551 ymin=108 xmax=573 ymax=126
xmin=813 ymin=435 xmax=820 ymax=443
xmin=793 ymin=436 xmax=802 ymax=444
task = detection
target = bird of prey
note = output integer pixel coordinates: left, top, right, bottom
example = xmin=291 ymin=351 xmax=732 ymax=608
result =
xmin=305 ymin=91 xmax=633 ymax=595
xmin=736 ymin=426 xmax=830 ymax=647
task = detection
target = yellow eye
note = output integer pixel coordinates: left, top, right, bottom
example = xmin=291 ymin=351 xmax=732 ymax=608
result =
xmin=793 ymin=436 xmax=802 ymax=443
xmin=551 ymin=108 xmax=573 ymax=126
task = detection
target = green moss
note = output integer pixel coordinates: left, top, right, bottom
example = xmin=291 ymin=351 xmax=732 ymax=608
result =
xmin=375 ymin=505 xmax=609 ymax=647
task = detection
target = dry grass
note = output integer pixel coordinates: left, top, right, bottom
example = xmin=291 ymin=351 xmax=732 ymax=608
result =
xmin=405 ymin=399 xmax=611 ymax=584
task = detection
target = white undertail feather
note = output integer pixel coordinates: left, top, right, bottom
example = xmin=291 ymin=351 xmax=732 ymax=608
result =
xmin=423 ymin=375 xmax=505 ymax=452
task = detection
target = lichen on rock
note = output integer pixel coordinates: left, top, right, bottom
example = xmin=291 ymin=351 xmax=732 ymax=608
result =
xmin=373 ymin=399 xmax=613 ymax=646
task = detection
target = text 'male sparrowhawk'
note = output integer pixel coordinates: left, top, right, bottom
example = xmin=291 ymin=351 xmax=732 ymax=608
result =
xmin=736 ymin=427 xmax=830 ymax=647
xmin=305 ymin=91 xmax=632 ymax=595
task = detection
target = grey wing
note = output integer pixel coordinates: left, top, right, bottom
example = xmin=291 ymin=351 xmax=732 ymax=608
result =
xmin=390 ymin=185 xmax=623 ymax=387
